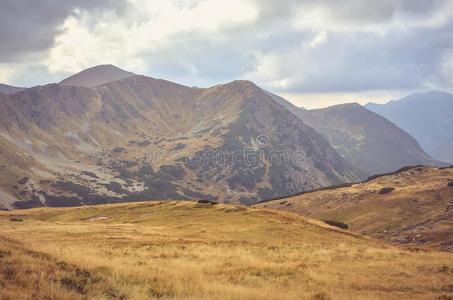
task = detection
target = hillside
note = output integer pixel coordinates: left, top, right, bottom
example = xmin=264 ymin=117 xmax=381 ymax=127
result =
xmin=366 ymin=90 xmax=453 ymax=163
xmin=1 ymin=201 xmax=453 ymax=299
xmin=0 ymin=83 xmax=24 ymax=95
xmin=296 ymin=103 xmax=437 ymax=176
xmin=256 ymin=166 xmax=453 ymax=251
xmin=0 ymin=66 xmax=360 ymax=209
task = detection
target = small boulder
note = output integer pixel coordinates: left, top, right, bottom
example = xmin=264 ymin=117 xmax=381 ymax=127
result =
xmin=379 ymin=187 xmax=395 ymax=194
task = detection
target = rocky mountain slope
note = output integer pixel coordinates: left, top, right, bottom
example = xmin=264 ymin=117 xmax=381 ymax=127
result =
xmin=366 ymin=90 xmax=453 ymax=163
xmin=0 ymin=83 xmax=24 ymax=95
xmin=263 ymin=94 xmax=437 ymax=176
xmin=256 ymin=166 xmax=453 ymax=251
xmin=296 ymin=103 xmax=437 ymax=176
xmin=0 ymin=65 xmax=360 ymax=209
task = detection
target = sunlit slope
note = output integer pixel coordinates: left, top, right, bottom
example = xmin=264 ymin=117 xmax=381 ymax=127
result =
xmin=1 ymin=201 xmax=452 ymax=299
xmin=256 ymin=166 xmax=453 ymax=251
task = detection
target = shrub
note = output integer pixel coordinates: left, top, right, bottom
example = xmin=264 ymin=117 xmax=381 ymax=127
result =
xmin=379 ymin=187 xmax=395 ymax=194
xmin=173 ymin=143 xmax=186 ymax=150
xmin=159 ymin=165 xmax=186 ymax=180
xmin=137 ymin=140 xmax=151 ymax=147
xmin=448 ymin=180 xmax=453 ymax=187
xmin=103 ymin=181 xmax=128 ymax=194
xmin=81 ymin=171 xmax=99 ymax=178
xmin=112 ymin=147 xmax=126 ymax=153
xmin=239 ymin=196 xmax=258 ymax=205
xmin=9 ymin=217 xmax=23 ymax=222
xmin=323 ymin=220 xmax=349 ymax=230
xmin=17 ymin=177 xmax=29 ymax=185
xmin=197 ymin=199 xmax=218 ymax=205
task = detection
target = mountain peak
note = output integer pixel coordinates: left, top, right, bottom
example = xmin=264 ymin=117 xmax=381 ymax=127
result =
xmin=322 ymin=102 xmax=362 ymax=110
xmin=60 ymin=64 xmax=136 ymax=88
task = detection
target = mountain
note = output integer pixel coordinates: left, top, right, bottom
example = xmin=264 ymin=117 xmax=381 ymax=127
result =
xmin=366 ymin=90 xmax=453 ymax=163
xmin=256 ymin=166 xmax=453 ymax=251
xmin=265 ymin=91 xmax=307 ymax=114
xmin=295 ymin=103 xmax=437 ymax=176
xmin=0 ymin=67 xmax=360 ymax=209
xmin=59 ymin=64 xmax=136 ymax=87
xmin=0 ymin=83 xmax=25 ymax=95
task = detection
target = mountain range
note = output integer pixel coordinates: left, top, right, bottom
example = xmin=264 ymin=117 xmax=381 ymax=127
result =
xmin=267 ymin=92 xmax=438 ymax=176
xmin=0 ymin=65 xmax=360 ymax=209
xmin=294 ymin=103 xmax=437 ymax=175
xmin=366 ymin=90 xmax=453 ymax=163
xmin=0 ymin=65 xmax=446 ymax=209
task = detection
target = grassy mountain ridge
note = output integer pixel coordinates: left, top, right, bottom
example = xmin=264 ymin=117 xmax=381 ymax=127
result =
xmin=256 ymin=166 xmax=453 ymax=251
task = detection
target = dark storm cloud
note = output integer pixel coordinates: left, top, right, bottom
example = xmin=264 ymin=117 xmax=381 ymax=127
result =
xmin=0 ymin=0 xmax=127 ymax=61
xmin=253 ymin=0 xmax=448 ymax=25
xmin=313 ymin=0 xmax=447 ymax=23
xmin=274 ymin=23 xmax=453 ymax=93
xmin=1 ymin=0 xmax=453 ymax=94
xmin=246 ymin=0 xmax=453 ymax=93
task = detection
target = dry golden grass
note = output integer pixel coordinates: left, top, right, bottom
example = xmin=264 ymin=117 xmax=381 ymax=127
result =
xmin=1 ymin=201 xmax=453 ymax=299
xmin=256 ymin=166 xmax=453 ymax=250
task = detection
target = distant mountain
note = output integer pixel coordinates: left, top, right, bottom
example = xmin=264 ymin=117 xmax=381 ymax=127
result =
xmin=256 ymin=166 xmax=453 ymax=251
xmin=295 ymin=103 xmax=437 ymax=176
xmin=366 ymin=90 xmax=453 ymax=163
xmin=0 ymin=67 xmax=360 ymax=209
xmin=265 ymin=91 xmax=307 ymax=115
xmin=265 ymin=93 xmax=437 ymax=176
xmin=0 ymin=83 xmax=25 ymax=95
xmin=59 ymin=64 xmax=136 ymax=87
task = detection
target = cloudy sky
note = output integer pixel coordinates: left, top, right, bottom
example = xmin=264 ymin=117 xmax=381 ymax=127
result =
xmin=1 ymin=0 xmax=453 ymax=108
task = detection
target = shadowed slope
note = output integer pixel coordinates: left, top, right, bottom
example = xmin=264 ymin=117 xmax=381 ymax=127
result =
xmin=366 ymin=90 xmax=453 ymax=163
xmin=296 ymin=103 xmax=437 ymax=176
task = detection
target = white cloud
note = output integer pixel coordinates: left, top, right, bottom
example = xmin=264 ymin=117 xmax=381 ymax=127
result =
xmin=43 ymin=0 xmax=258 ymax=76
xmin=309 ymin=31 xmax=327 ymax=48
xmin=1 ymin=0 xmax=453 ymax=107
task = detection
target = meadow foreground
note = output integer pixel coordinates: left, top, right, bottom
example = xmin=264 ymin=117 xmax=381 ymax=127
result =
xmin=0 ymin=201 xmax=452 ymax=299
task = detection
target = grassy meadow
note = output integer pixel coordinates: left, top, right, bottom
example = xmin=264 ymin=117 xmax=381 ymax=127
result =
xmin=0 ymin=201 xmax=452 ymax=299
